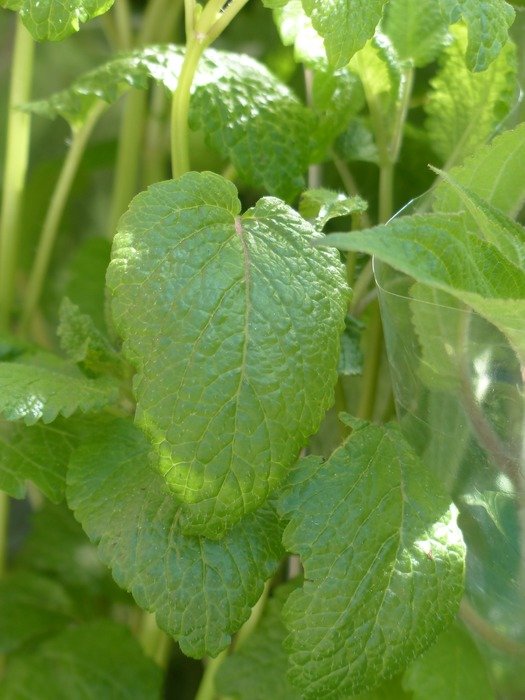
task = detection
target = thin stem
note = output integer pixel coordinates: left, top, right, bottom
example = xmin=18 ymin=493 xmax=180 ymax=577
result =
xmin=233 ymin=580 xmax=271 ymax=650
xmin=357 ymin=302 xmax=383 ymax=421
xmin=350 ymin=259 xmax=374 ymax=315
xmin=0 ymin=492 xmax=8 ymax=579
xmin=139 ymin=0 xmax=184 ymax=44
xmin=113 ymin=0 xmax=133 ymax=49
xmin=460 ymin=599 xmax=525 ymax=657
xmin=378 ymin=161 xmax=394 ymax=224
xmin=389 ymin=66 xmax=414 ymax=163
xmin=331 ymin=152 xmax=371 ymax=228
xmin=184 ymin=0 xmax=196 ymax=41
xmin=20 ymin=102 xmax=105 ymax=332
xmin=143 ymin=84 xmax=170 ymax=186
xmin=206 ymin=0 xmax=250 ymax=44
xmin=195 ymin=649 xmax=228 ymax=700
xmin=0 ymin=19 xmax=34 ymax=330
xmin=138 ymin=612 xmax=171 ymax=668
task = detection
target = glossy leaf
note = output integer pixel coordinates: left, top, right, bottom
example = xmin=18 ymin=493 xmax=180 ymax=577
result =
xmin=0 ymin=621 xmax=162 ymax=699
xmin=299 ymin=188 xmax=367 ymax=228
xmin=0 ymin=0 xmax=114 ymax=41
xmin=382 ymin=0 xmax=449 ymax=67
xmin=276 ymin=423 xmax=465 ymax=698
xmin=67 ymin=419 xmax=285 ymax=658
xmin=273 ymin=0 xmax=326 ymax=66
xmin=425 ymin=25 xmax=517 ymax=167
xmin=107 ymin=172 xmax=348 ymax=537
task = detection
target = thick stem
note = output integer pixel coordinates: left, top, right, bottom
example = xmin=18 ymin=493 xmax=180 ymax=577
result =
xmin=113 ymin=0 xmax=133 ymax=48
xmin=357 ymin=302 xmax=383 ymax=421
xmin=20 ymin=103 xmax=104 ymax=332
xmin=0 ymin=19 xmax=34 ymax=330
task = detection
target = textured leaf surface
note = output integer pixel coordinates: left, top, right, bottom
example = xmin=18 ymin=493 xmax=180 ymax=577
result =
xmin=382 ymin=0 xmax=449 ymax=67
xmin=403 ymin=623 xmax=495 ymax=699
xmin=0 ymin=572 xmax=74 ymax=653
xmin=432 ymin=122 xmax=525 ymax=218
xmin=438 ymin=0 xmax=515 ymax=71
xmin=67 ymin=419 xmax=285 ymax=658
xmin=0 ymin=360 xmax=118 ymax=425
xmin=0 ymin=0 xmax=114 ymax=41
xmin=425 ymin=25 xmax=517 ymax=166
xmin=0 ymin=417 xmax=80 ymax=502
xmin=25 ymin=45 xmax=314 ymax=200
xmin=276 ymin=423 xmax=465 ymax=697
xmin=302 ymin=0 xmax=387 ymax=68
xmin=0 ymin=621 xmax=162 ymax=700
xmin=107 ymin=173 xmax=348 ymax=537
xmin=299 ymin=188 xmax=367 ymax=228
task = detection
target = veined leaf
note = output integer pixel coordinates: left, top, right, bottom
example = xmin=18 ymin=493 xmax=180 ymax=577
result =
xmin=0 ymin=360 xmax=118 ymax=425
xmin=403 ymin=623 xmax=495 ymax=699
xmin=0 ymin=0 xmax=114 ymax=41
xmin=425 ymin=25 xmax=517 ymax=167
xmin=437 ymin=0 xmax=515 ymax=71
xmin=67 ymin=419 xmax=284 ymax=658
xmin=382 ymin=0 xmax=449 ymax=67
xmin=301 ymin=0 xmax=387 ymax=68
xmin=432 ymin=122 xmax=525 ymax=218
xmin=107 ymin=172 xmax=348 ymax=538
xmin=276 ymin=423 xmax=465 ymax=698
xmin=0 ymin=621 xmax=162 ymax=699
xmin=25 ymin=45 xmax=315 ymax=200
xmin=299 ymin=188 xmax=367 ymax=228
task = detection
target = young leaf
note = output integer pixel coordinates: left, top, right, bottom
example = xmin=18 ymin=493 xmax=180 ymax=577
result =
xmin=0 ymin=359 xmax=118 ymax=425
xmin=301 ymin=0 xmax=387 ymax=68
xmin=273 ymin=0 xmax=327 ymax=66
xmin=299 ymin=188 xmax=367 ymax=228
xmin=437 ymin=0 xmax=515 ymax=71
xmin=0 ymin=0 xmax=114 ymax=41
xmin=0 ymin=572 xmax=74 ymax=653
xmin=107 ymin=172 xmax=348 ymax=538
xmin=402 ymin=623 xmax=495 ymax=699
xmin=25 ymin=46 xmax=315 ymax=200
xmin=425 ymin=25 xmax=517 ymax=167
xmin=67 ymin=419 xmax=285 ymax=658
xmin=275 ymin=423 xmax=465 ymax=698
xmin=0 ymin=621 xmax=162 ymax=699
xmin=382 ymin=0 xmax=449 ymax=67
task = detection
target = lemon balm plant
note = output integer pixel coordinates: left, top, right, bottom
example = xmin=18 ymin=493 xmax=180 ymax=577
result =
xmin=0 ymin=0 xmax=524 ymax=697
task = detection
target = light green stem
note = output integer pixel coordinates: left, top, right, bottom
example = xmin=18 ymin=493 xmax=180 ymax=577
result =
xmin=113 ymin=0 xmax=133 ymax=48
xmin=140 ymin=0 xmax=184 ymax=43
xmin=138 ymin=612 xmax=171 ymax=668
xmin=20 ymin=103 xmax=104 ymax=331
xmin=195 ymin=649 xmax=228 ymax=700
xmin=357 ymin=303 xmax=383 ymax=421
xmin=0 ymin=19 xmax=34 ymax=330
xmin=0 ymin=491 xmax=8 ymax=579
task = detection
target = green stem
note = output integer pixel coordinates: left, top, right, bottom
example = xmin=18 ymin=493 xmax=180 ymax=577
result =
xmin=350 ymin=259 xmax=374 ymax=315
xmin=113 ymin=0 xmax=133 ymax=49
xmin=195 ymin=649 xmax=228 ymax=700
xmin=0 ymin=491 xmax=8 ymax=579
xmin=378 ymin=161 xmax=394 ymax=224
xmin=205 ymin=0 xmax=250 ymax=45
xmin=20 ymin=102 xmax=105 ymax=332
xmin=138 ymin=612 xmax=171 ymax=668
xmin=143 ymin=84 xmax=170 ymax=186
xmin=108 ymin=89 xmax=147 ymax=233
xmin=357 ymin=302 xmax=383 ymax=421
xmin=139 ymin=0 xmax=184 ymax=43
xmin=0 ymin=19 xmax=34 ymax=330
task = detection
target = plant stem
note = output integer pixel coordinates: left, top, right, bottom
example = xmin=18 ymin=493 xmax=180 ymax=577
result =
xmin=233 ymin=580 xmax=271 ymax=650
xmin=357 ymin=302 xmax=383 ymax=421
xmin=206 ymin=0 xmax=250 ymax=44
xmin=460 ymin=599 xmax=525 ymax=657
xmin=195 ymin=649 xmax=228 ymax=700
xmin=0 ymin=19 xmax=34 ymax=330
xmin=20 ymin=102 xmax=105 ymax=332
xmin=138 ymin=612 xmax=171 ymax=668
xmin=0 ymin=492 xmax=8 ymax=579
xmin=113 ymin=0 xmax=133 ymax=49
xmin=139 ymin=0 xmax=184 ymax=44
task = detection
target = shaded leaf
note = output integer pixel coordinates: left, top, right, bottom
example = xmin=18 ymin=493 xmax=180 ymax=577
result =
xmin=273 ymin=0 xmax=326 ymax=66
xmin=382 ymin=0 xmax=449 ymax=67
xmin=107 ymin=173 xmax=348 ymax=538
xmin=67 ymin=419 xmax=285 ymax=658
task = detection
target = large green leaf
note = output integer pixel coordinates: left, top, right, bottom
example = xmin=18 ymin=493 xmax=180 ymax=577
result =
xmin=425 ymin=25 xmax=517 ymax=167
xmin=437 ymin=0 xmax=515 ymax=71
xmin=67 ymin=419 xmax=285 ymax=658
xmin=25 ymin=45 xmax=315 ymax=200
xmin=0 ymin=621 xmax=162 ymax=699
xmin=0 ymin=359 xmax=118 ymax=425
xmin=275 ymin=423 xmax=465 ymax=698
xmin=107 ymin=172 xmax=348 ymax=538
xmin=402 ymin=623 xmax=495 ymax=699
xmin=382 ymin=0 xmax=449 ymax=67
xmin=0 ymin=0 xmax=113 ymax=41
xmin=301 ymin=0 xmax=387 ymax=68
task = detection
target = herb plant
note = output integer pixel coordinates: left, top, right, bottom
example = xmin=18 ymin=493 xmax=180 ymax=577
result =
xmin=0 ymin=0 xmax=524 ymax=698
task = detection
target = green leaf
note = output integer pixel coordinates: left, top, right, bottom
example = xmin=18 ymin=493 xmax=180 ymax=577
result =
xmin=0 ymin=417 xmax=81 ymax=502
xmin=216 ymin=583 xmax=302 ymax=700
xmin=0 ymin=621 xmax=162 ymax=699
xmin=275 ymin=423 xmax=465 ymax=697
xmin=338 ymin=315 xmax=364 ymax=376
xmin=299 ymin=188 xmax=367 ymax=228
xmin=25 ymin=45 xmax=315 ymax=200
xmin=107 ymin=173 xmax=348 ymax=538
xmin=438 ymin=0 xmax=515 ymax=71
xmin=67 ymin=419 xmax=285 ymax=658
xmin=273 ymin=0 xmax=327 ymax=66
xmin=0 ymin=0 xmax=114 ymax=41
xmin=301 ymin=0 xmax=387 ymax=68
xmin=0 ymin=572 xmax=74 ymax=653
xmin=382 ymin=0 xmax=449 ymax=67
xmin=425 ymin=25 xmax=517 ymax=167
xmin=0 ymin=358 xmax=118 ymax=425
xmin=432 ymin=122 xmax=525 ymax=218
xmin=402 ymin=623 xmax=495 ymax=699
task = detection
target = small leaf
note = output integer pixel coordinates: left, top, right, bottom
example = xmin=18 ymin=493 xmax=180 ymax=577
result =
xmin=0 ymin=572 xmax=74 ymax=653
xmin=382 ymin=0 xmax=449 ymax=67
xmin=299 ymin=188 xmax=367 ymax=228
xmin=107 ymin=173 xmax=348 ymax=538
xmin=0 ymin=0 xmax=114 ymax=41
xmin=425 ymin=25 xmax=517 ymax=167
xmin=67 ymin=419 xmax=285 ymax=658
xmin=0 ymin=621 xmax=162 ymax=699
xmin=273 ymin=0 xmax=327 ymax=66
xmin=301 ymin=0 xmax=387 ymax=68
xmin=338 ymin=315 xmax=365 ymax=376
xmin=403 ymin=623 xmax=495 ymax=699
xmin=0 ymin=358 xmax=118 ymax=425
xmin=275 ymin=424 xmax=465 ymax=697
